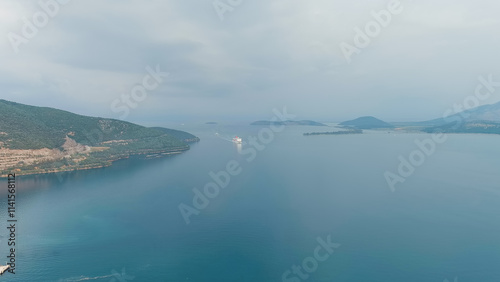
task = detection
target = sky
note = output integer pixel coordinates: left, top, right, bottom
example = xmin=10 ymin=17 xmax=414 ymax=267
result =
xmin=1 ymin=0 xmax=499 ymax=124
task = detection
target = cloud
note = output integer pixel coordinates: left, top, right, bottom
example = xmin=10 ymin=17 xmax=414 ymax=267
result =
xmin=1 ymin=0 xmax=499 ymax=122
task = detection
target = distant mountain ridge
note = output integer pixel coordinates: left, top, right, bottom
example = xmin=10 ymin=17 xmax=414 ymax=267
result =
xmin=462 ymin=101 xmax=500 ymax=122
xmin=389 ymin=101 xmax=500 ymax=134
xmin=398 ymin=101 xmax=500 ymax=127
xmin=0 ymin=99 xmax=198 ymax=176
xmin=439 ymin=101 xmax=500 ymax=123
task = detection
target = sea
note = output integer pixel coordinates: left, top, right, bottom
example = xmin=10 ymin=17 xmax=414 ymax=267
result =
xmin=1 ymin=122 xmax=500 ymax=282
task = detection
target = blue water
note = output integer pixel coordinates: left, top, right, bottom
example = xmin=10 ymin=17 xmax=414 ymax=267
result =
xmin=1 ymin=124 xmax=500 ymax=281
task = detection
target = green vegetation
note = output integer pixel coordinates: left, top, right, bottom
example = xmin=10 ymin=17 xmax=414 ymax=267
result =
xmin=0 ymin=100 xmax=189 ymax=149
xmin=0 ymin=99 xmax=198 ymax=176
xmin=149 ymin=127 xmax=200 ymax=143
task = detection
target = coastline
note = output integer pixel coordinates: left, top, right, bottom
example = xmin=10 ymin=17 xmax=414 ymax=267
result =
xmin=0 ymin=146 xmax=189 ymax=178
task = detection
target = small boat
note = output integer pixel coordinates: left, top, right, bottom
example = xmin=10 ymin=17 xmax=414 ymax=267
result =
xmin=232 ymin=136 xmax=242 ymax=144
xmin=0 ymin=264 xmax=10 ymax=275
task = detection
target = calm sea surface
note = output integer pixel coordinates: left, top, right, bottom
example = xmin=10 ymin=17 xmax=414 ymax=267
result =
xmin=1 ymin=123 xmax=500 ymax=281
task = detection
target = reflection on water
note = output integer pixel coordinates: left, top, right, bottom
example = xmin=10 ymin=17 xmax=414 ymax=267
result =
xmin=235 ymin=142 xmax=242 ymax=154
xmin=0 ymin=154 xmax=186 ymax=195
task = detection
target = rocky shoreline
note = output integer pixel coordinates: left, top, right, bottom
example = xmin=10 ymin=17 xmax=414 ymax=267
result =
xmin=0 ymin=146 xmax=189 ymax=178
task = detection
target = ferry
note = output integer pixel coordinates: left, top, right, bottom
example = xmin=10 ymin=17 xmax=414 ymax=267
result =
xmin=0 ymin=264 xmax=10 ymax=275
xmin=232 ymin=136 xmax=242 ymax=144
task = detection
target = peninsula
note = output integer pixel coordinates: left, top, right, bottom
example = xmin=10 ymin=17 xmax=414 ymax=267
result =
xmin=0 ymin=100 xmax=198 ymax=177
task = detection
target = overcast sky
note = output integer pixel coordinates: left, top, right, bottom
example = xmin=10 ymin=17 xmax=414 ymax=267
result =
xmin=1 ymin=0 xmax=499 ymax=124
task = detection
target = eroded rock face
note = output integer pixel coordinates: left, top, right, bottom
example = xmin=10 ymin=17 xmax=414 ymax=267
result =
xmin=0 ymin=136 xmax=93 ymax=172
xmin=0 ymin=148 xmax=63 ymax=171
xmin=62 ymin=136 xmax=91 ymax=156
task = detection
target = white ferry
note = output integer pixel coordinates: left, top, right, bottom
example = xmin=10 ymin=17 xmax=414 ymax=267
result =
xmin=0 ymin=264 xmax=10 ymax=275
xmin=232 ymin=136 xmax=242 ymax=144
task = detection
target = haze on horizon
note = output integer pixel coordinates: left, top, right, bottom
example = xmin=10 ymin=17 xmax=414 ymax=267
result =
xmin=1 ymin=0 xmax=499 ymax=124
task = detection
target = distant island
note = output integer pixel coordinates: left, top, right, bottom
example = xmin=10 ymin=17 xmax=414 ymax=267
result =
xmin=0 ymin=99 xmax=199 ymax=177
xmin=304 ymin=129 xmax=363 ymax=136
xmin=303 ymin=102 xmax=500 ymax=136
xmin=205 ymin=122 xmax=218 ymax=125
xmin=340 ymin=116 xmax=395 ymax=129
xmin=251 ymin=120 xmax=326 ymax=126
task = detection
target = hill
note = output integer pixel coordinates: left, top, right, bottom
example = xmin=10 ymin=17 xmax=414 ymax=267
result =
xmin=418 ymin=101 xmax=500 ymax=134
xmin=396 ymin=101 xmax=500 ymax=128
xmin=340 ymin=116 xmax=394 ymax=129
xmin=0 ymin=99 xmax=197 ymax=176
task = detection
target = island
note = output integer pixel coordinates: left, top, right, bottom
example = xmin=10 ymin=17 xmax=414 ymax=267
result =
xmin=304 ymin=129 xmax=363 ymax=136
xmin=251 ymin=120 xmax=327 ymax=126
xmin=0 ymin=99 xmax=199 ymax=177
xmin=340 ymin=116 xmax=395 ymax=129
